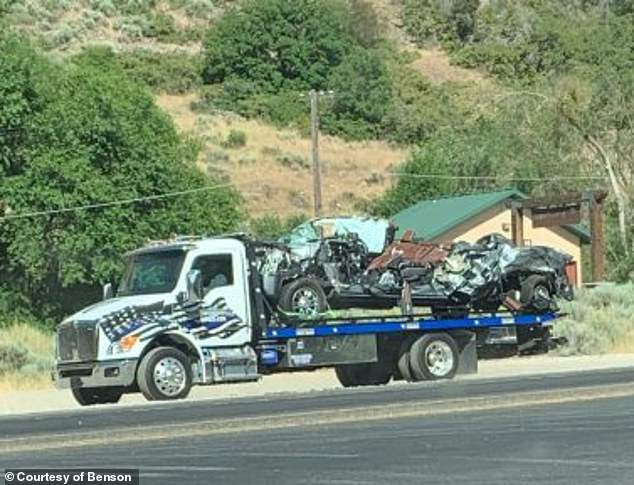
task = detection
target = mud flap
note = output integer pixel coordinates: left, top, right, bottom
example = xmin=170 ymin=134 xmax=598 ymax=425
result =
xmin=450 ymin=330 xmax=478 ymax=375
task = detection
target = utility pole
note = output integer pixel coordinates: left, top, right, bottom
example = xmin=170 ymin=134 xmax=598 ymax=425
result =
xmin=309 ymin=89 xmax=322 ymax=217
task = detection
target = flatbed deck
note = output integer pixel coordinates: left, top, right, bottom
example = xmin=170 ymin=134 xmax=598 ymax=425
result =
xmin=265 ymin=311 xmax=560 ymax=339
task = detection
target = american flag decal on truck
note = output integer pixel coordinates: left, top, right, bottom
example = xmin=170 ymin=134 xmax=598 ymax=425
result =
xmin=99 ymin=298 xmax=246 ymax=343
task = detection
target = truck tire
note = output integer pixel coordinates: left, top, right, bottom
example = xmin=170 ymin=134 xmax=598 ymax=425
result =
xmin=137 ymin=347 xmax=193 ymax=401
xmin=396 ymin=337 xmax=416 ymax=382
xmin=278 ymin=277 xmax=328 ymax=316
xmin=520 ymin=275 xmax=553 ymax=312
xmin=71 ymin=386 xmax=123 ymax=406
xmin=409 ymin=333 xmax=459 ymax=381
xmin=334 ymin=363 xmax=391 ymax=388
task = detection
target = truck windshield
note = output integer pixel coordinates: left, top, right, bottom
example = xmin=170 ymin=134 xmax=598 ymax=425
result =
xmin=117 ymin=250 xmax=186 ymax=296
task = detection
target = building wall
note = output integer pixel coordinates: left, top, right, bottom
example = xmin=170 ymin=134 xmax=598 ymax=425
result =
xmin=430 ymin=202 xmax=583 ymax=284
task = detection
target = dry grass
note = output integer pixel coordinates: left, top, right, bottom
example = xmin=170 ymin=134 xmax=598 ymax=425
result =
xmin=0 ymin=323 xmax=55 ymax=392
xmin=407 ymin=46 xmax=486 ymax=84
xmin=156 ymin=94 xmax=408 ymax=217
xmin=7 ymin=0 xmax=211 ymax=55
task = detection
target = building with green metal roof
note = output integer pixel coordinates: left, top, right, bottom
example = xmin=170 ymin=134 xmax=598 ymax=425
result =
xmin=391 ymin=189 xmax=591 ymax=284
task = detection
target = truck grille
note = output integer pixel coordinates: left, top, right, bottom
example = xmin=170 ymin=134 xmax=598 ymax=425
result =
xmin=57 ymin=322 xmax=98 ymax=362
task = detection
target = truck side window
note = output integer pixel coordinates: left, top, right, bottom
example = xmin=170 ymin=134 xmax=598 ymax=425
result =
xmin=191 ymin=254 xmax=234 ymax=293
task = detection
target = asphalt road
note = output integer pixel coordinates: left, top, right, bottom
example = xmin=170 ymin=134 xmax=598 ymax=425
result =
xmin=2 ymin=367 xmax=634 ymax=484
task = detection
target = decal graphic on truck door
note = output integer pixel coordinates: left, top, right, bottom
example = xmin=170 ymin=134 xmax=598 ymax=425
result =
xmin=99 ymin=298 xmax=247 ymax=343
xmin=99 ymin=250 xmax=251 ymax=346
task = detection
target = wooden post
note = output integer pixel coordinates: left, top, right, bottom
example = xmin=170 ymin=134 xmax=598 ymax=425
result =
xmin=589 ymin=193 xmax=605 ymax=281
xmin=310 ymin=89 xmax=322 ymax=217
xmin=511 ymin=203 xmax=524 ymax=246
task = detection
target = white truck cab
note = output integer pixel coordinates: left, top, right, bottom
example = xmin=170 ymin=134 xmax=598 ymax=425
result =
xmin=54 ymin=236 xmax=265 ymax=405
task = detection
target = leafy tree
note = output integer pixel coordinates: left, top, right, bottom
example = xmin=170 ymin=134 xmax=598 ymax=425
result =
xmin=402 ymin=0 xmax=480 ymax=45
xmin=248 ymin=213 xmax=308 ymax=240
xmin=201 ymin=0 xmax=393 ymax=138
xmin=202 ymin=0 xmax=353 ymax=92
xmin=321 ymin=47 xmax=393 ymax=140
xmin=372 ymin=92 xmax=587 ymax=217
xmin=0 ymin=39 xmax=242 ymax=322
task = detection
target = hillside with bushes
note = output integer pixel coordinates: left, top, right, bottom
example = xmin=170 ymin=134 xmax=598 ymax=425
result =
xmin=0 ymin=0 xmax=633 ymax=334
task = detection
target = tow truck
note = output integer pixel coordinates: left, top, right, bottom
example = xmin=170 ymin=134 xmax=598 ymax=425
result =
xmin=53 ymin=235 xmax=561 ymax=405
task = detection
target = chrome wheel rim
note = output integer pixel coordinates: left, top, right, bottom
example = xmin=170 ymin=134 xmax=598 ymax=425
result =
xmin=425 ymin=341 xmax=454 ymax=377
xmin=292 ymin=287 xmax=320 ymax=315
xmin=153 ymin=356 xmax=186 ymax=397
xmin=534 ymin=285 xmax=551 ymax=301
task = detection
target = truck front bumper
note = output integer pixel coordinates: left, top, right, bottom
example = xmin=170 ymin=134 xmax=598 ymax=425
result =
xmin=53 ymin=359 xmax=138 ymax=389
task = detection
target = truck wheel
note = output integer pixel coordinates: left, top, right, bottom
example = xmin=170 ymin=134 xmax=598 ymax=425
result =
xmin=409 ymin=333 xmax=459 ymax=381
xmin=71 ymin=387 xmax=123 ymax=406
xmin=397 ymin=337 xmax=416 ymax=382
xmin=137 ymin=347 xmax=193 ymax=401
xmin=278 ymin=277 xmax=328 ymax=316
xmin=520 ymin=275 xmax=553 ymax=312
xmin=334 ymin=363 xmax=391 ymax=387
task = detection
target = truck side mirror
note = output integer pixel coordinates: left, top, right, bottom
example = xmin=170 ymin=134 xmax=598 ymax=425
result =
xmin=103 ymin=283 xmax=113 ymax=301
xmin=186 ymin=269 xmax=203 ymax=302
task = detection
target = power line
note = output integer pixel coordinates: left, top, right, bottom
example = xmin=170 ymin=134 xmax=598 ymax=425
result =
xmin=0 ymin=182 xmax=236 ymax=222
xmin=385 ymin=172 xmax=607 ymax=182
xmin=0 ymin=169 xmax=607 ymax=223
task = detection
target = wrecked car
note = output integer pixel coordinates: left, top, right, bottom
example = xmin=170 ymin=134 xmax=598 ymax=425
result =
xmin=259 ymin=223 xmax=573 ymax=317
xmin=255 ymin=217 xmax=395 ymax=315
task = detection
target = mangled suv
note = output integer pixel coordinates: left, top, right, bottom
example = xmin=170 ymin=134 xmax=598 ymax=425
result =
xmin=256 ymin=218 xmax=574 ymax=317
xmin=255 ymin=217 xmax=394 ymax=315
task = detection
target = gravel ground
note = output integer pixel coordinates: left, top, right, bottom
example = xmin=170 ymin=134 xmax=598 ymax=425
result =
xmin=2 ymin=353 xmax=633 ymax=416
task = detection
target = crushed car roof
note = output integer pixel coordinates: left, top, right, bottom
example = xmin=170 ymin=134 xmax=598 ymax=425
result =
xmin=279 ymin=217 xmax=392 ymax=254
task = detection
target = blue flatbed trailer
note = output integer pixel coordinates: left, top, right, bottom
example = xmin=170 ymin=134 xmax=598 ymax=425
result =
xmin=257 ymin=311 xmax=561 ymax=385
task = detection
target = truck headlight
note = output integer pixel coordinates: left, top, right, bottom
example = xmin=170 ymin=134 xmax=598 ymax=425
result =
xmin=107 ymin=335 xmax=139 ymax=355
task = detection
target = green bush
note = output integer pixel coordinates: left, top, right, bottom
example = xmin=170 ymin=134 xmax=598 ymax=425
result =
xmin=402 ymin=0 xmax=479 ymax=45
xmin=115 ymin=49 xmax=203 ymax=93
xmin=249 ymin=213 xmax=308 ymax=240
xmin=0 ymin=324 xmax=55 ymax=378
xmin=556 ymin=284 xmax=634 ymax=355
xmin=321 ymin=47 xmax=393 ymax=140
xmin=276 ymin=152 xmax=309 ymax=171
xmin=0 ymin=343 xmax=29 ymax=374
xmin=223 ymin=129 xmax=247 ymax=148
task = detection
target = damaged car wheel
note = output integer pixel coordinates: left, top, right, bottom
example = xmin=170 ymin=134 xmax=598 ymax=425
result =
xmin=278 ymin=277 xmax=328 ymax=316
xmin=520 ymin=275 xmax=554 ymax=312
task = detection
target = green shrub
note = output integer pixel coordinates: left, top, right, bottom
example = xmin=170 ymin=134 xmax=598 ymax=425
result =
xmin=402 ymin=0 xmax=479 ymax=45
xmin=249 ymin=213 xmax=308 ymax=240
xmin=116 ymin=49 xmax=203 ymax=93
xmin=112 ymin=0 xmax=157 ymax=15
xmin=223 ymin=129 xmax=247 ymax=148
xmin=0 ymin=343 xmax=29 ymax=374
xmin=89 ymin=0 xmax=116 ymax=15
xmin=204 ymin=149 xmax=230 ymax=164
xmin=276 ymin=153 xmax=309 ymax=171
xmin=555 ymin=284 xmax=634 ymax=355
xmin=0 ymin=323 xmax=55 ymax=376
xmin=321 ymin=47 xmax=393 ymax=140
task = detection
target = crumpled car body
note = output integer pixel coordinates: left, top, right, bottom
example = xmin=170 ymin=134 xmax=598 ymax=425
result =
xmin=260 ymin=223 xmax=573 ymax=316
xmin=254 ymin=217 xmax=395 ymax=313
xmin=278 ymin=217 xmax=395 ymax=259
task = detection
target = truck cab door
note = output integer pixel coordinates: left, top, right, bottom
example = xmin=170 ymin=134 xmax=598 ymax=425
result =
xmin=188 ymin=248 xmax=251 ymax=347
